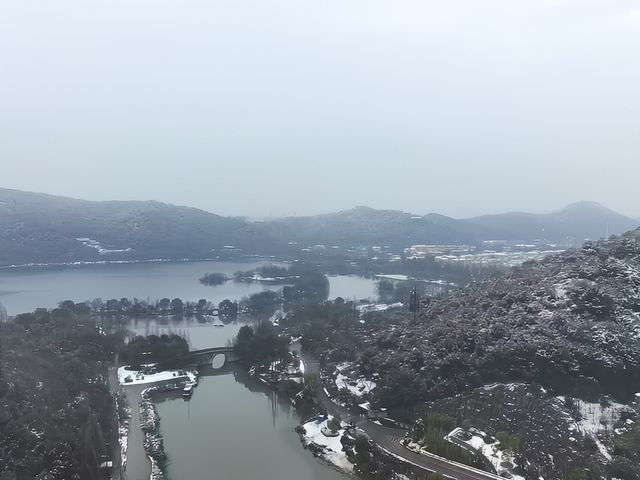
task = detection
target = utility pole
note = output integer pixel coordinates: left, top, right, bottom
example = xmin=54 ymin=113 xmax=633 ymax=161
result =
xmin=409 ymin=284 xmax=418 ymax=323
xmin=347 ymin=296 xmax=356 ymax=332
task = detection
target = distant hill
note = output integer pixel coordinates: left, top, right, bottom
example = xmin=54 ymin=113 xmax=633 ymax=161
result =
xmin=456 ymin=201 xmax=638 ymax=244
xmin=259 ymin=206 xmax=477 ymax=250
xmin=268 ymin=201 xmax=638 ymax=249
xmin=0 ymin=187 xmax=636 ymax=266
xmin=0 ymin=188 xmax=271 ymax=266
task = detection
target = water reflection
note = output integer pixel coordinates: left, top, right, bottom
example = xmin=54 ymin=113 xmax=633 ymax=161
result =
xmin=152 ymin=365 xmax=348 ymax=480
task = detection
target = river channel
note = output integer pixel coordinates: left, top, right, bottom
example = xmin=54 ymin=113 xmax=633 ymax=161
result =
xmin=152 ymin=366 xmax=347 ymax=480
xmin=0 ymin=261 xmax=373 ymax=480
xmin=121 ymin=318 xmax=351 ymax=480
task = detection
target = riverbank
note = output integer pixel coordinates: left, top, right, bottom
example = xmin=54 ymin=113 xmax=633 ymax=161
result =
xmin=116 ymin=363 xmax=199 ymax=480
xmin=151 ymin=364 xmax=350 ymax=480
xmin=297 ymin=415 xmax=355 ymax=474
xmin=0 ymin=256 xmax=276 ymax=270
xmin=243 ymin=346 xmax=360 ymax=476
xmin=140 ymin=387 xmax=167 ymax=480
xmin=115 ymin=391 xmax=132 ymax=473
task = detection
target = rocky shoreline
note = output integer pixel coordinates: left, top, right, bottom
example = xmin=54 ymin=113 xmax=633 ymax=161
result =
xmin=140 ymin=387 xmax=167 ymax=480
xmin=115 ymin=391 xmax=132 ymax=473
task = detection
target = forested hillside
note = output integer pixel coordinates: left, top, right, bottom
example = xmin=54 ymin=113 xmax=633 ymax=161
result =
xmin=0 ymin=307 xmax=121 ymax=479
xmin=364 ymin=231 xmax=640 ymax=402
xmin=349 ymin=230 xmax=640 ymax=478
xmin=260 ymin=206 xmax=477 ymax=250
xmin=0 ymin=188 xmax=271 ymax=266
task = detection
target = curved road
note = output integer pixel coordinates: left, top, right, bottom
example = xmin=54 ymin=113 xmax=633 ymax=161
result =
xmin=297 ymin=348 xmax=504 ymax=480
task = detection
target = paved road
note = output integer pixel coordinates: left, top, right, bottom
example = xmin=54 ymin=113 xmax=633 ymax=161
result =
xmin=295 ymin=347 xmax=504 ymax=480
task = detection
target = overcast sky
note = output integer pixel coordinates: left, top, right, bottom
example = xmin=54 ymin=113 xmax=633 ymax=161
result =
xmin=1 ymin=1 xmax=638 ymax=219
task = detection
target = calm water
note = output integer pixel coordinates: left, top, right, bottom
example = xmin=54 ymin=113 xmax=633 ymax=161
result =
xmin=120 ymin=311 xmax=353 ymax=480
xmin=0 ymin=261 xmax=374 ymax=480
xmin=152 ymin=367 xmax=346 ymax=480
xmin=0 ymin=260 xmax=377 ymax=315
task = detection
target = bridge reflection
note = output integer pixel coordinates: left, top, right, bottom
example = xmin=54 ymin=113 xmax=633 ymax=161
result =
xmin=151 ymin=363 xmax=301 ymax=429
xmin=160 ymin=346 xmax=238 ymax=369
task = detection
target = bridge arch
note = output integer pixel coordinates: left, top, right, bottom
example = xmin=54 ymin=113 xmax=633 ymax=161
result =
xmin=177 ymin=346 xmax=239 ymax=368
xmin=211 ymin=352 xmax=227 ymax=368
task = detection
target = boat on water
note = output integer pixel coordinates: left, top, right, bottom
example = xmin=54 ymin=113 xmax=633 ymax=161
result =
xmin=182 ymin=382 xmax=195 ymax=398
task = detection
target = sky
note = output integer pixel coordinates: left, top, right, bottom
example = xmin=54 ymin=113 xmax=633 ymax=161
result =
xmin=1 ymin=0 xmax=639 ymax=219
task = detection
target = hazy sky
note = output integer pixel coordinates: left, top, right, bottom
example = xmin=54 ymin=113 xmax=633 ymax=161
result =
xmin=1 ymin=0 xmax=639 ymax=219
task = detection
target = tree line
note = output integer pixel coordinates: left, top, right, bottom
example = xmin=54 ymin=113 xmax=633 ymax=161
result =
xmin=60 ymin=297 xmax=240 ymax=320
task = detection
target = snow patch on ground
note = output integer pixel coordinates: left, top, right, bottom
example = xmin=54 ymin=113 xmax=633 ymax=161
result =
xmin=446 ymin=427 xmax=525 ymax=480
xmin=482 ymin=382 xmax=523 ymax=392
xmin=556 ymin=396 xmax=625 ymax=461
xmin=333 ymin=362 xmax=376 ymax=397
xmin=300 ymin=415 xmax=353 ymax=473
xmin=117 ymin=366 xmax=196 ymax=386
xmin=119 ymin=422 xmax=129 ymax=470
xmin=553 ymin=279 xmax=572 ymax=300
xmin=335 ymin=373 xmax=376 ymax=397
xmin=115 ymin=392 xmax=132 ymax=471
xmin=357 ymin=302 xmax=403 ymax=314
xmin=76 ymin=237 xmax=133 ymax=255
xmin=375 ymin=274 xmax=410 ymax=281
xmin=335 ymin=362 xmax=353 ymax=372
xmin=575 ymin=399 xmax=624 ymax=435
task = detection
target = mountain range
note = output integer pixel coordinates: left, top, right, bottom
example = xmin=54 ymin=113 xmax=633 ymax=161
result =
xmin=0 ymin=187 xmax=637 ymax=266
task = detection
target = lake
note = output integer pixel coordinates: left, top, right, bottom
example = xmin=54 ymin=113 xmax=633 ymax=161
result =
xmin=0 ymin=260 xmax=378 ymax=316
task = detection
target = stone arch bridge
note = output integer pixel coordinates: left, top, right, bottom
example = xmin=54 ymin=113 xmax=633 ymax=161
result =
xmin=162 ymin=346 xmax=239 ymax=369
xmin=188 ymin=347 xmax=238 ymax=365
